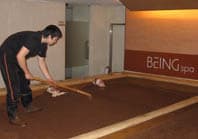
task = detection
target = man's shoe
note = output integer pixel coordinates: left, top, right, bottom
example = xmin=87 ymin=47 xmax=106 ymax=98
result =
xmin=25 ymin=104 xmax=43 ymax=113
xmin=9 ymin=116 xmax=27 ymax=127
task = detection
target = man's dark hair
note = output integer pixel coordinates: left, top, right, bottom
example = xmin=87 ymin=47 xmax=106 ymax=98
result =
xmin=42 ymin=25 xmax=62 ymax=38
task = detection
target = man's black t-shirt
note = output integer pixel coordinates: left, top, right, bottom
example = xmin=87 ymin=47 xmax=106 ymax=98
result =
xmin=0 ymin=31 xmax=47 ymax=62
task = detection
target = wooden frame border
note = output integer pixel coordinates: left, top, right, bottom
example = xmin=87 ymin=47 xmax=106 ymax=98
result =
xmin=125 ymin=71 xmax=198 ymax=87
xmin=1 ymin=71 xmax=198 ymax=96
xmin=68 ymin=71 xmax=198 ymax=138
xmin=70 ymin=96 xmax=198 ymax=139
xmin=0 ymin=72 xmax=126 ymax=98
xmin=0 ymin=71 xmax=197 ymax=138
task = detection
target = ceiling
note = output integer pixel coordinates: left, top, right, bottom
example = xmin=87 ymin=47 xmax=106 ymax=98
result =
xmin=33 ymin=0 xmax=123 ymax=5
xmin=65 ymin=0 xmax=122 ymax=5
xmin=120 ymin=0 xmax=198 ymax=11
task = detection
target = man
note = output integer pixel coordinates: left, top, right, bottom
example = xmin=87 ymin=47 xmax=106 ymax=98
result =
xmin=0 ymin=25 xmax=62 ymax=127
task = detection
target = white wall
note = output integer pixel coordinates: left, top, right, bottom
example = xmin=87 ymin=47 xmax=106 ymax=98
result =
xmin=0 ymin=0 xmax=65 ymax=88
xmin=89 ymin=5 xmax=125 ymax=75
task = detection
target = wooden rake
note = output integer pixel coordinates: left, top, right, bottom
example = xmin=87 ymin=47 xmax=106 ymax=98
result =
xmin=32 ymin=77 xmax=92 ymax=99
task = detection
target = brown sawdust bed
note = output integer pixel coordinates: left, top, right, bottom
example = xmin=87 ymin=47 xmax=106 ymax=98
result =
xmin=0 ymin=77 xmax=197 ymax=139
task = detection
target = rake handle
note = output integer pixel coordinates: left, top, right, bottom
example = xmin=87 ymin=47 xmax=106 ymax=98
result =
xmin=32 ymin=77 xmax=92 ymax=99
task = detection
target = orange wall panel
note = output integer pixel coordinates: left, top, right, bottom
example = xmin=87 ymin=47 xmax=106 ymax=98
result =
xmin=125 ymin=9 xmax=198 ymax=79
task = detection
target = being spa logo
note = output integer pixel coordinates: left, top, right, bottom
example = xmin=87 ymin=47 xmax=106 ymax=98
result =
xmin=146 ymin=56 xmax=196 ymax=74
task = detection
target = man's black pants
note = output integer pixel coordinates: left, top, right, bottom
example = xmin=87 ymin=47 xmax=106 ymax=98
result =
xmin=0 ymin=51 xmax=32 ymax=119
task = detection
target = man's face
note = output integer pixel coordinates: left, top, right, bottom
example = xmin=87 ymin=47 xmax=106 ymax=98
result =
xmin=47 ymin=35 xmax=59 ymax=46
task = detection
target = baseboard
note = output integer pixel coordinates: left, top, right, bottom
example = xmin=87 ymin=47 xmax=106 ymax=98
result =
xmin=124 ymin=70 xmax=198 ymax=87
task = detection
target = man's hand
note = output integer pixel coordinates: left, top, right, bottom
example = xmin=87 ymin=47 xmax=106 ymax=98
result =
xmin=25 ymin=72 xmax=34 ymax=80
xmin=47 ymin=79 xmax=58 ymax=88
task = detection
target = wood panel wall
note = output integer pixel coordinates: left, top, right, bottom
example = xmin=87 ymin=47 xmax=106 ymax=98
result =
xmin=120 ymin=0 xmax=198 ymax=10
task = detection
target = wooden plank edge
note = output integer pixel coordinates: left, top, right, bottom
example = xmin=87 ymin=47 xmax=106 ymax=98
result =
xmin=69 ymin=96 xmax=198 ymax=139
xmin=0 ymin=72 xmax=126 ymax=98
xmin=124 ymin=71 xmax=198 ymax=87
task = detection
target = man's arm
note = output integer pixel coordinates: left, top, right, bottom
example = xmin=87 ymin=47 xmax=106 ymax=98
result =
xmin=37 ymin=56 xmax=54 ymax=82
xmin=16 ymin=46 xmax=33 ymax=79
